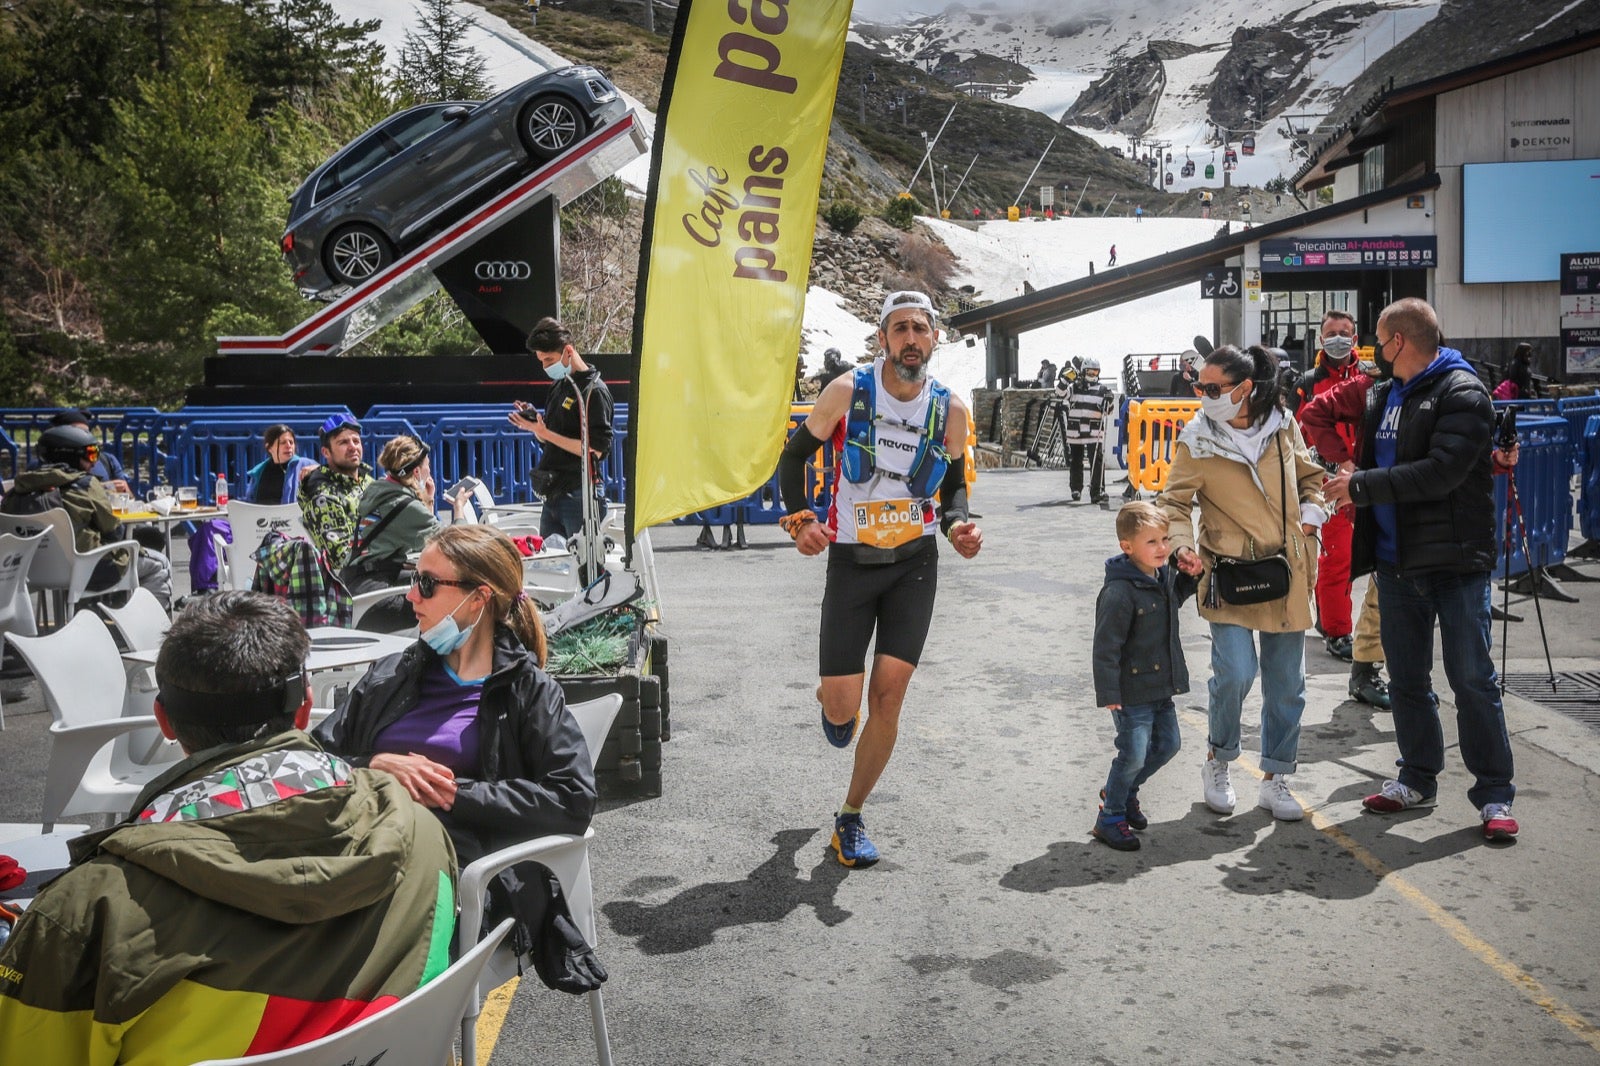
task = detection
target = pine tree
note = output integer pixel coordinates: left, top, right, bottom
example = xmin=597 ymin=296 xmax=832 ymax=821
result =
xmin=393 ymin=0 xmax=491 ymax=104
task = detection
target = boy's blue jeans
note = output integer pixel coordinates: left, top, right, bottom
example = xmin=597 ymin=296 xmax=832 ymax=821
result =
xmin=1101 ymin=699 xmax=1181 ymax=819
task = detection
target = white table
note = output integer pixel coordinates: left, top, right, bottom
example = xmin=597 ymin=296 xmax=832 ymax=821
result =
xmin=0 ymin=829 xmax=81 ymax=905
xmin=113 ymin=504 xmax=226 ymax=557
xmin=124 ymin=626 xmax=414 ymax=675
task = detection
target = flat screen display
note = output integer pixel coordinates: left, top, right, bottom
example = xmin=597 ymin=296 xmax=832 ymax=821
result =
xmin=1461 ymin=159 xmax=1600 ymax=283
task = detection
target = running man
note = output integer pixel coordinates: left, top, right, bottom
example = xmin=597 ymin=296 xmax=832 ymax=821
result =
xmin=777 ymin=290 xmax=983 ymax=868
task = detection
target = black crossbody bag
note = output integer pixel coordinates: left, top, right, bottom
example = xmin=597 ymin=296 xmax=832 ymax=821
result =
xmin=1204 ymin=434 xmax=1293 ymax=607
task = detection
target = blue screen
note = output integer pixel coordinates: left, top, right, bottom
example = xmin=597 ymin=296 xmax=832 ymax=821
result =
xmin=1461 ymin=159 xmax=1600 ymax=283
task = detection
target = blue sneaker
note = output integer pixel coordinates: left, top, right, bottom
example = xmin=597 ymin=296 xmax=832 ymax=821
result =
xmin=1092 ymin=816 xmax=1141 ymax=851
xmin=820 ymin=704 xmax=858 ymax=748
xmin=831 ymin=812 xmax=880 ymax=867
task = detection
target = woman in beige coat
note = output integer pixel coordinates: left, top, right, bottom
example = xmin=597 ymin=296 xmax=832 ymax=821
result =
xmin=1159 ymin=345 xmax=1326 ymax=822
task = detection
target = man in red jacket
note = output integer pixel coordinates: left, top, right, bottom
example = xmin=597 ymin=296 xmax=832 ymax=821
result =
xmin=1295 ymin=310 xmax=1390 ymax=708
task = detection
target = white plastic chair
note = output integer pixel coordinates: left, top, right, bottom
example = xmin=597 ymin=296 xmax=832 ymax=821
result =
xmin=351 ymin=586 xmax=411 ymax=628
xmin=0 ymin=529 xmax=47 ymax=728
xmin=457 ymin=693 xmax=622 ymax=1066
xmin=225 ymin=502 xmax=309 ymax=592
xmin=1 ymin=509 xmax=139 ymax=621
xmin=98 ymin=588 xmax=173 ymax=725
xmin=5 ymin=611 xmax=181 ymax=829
xmin=192 ymin=918 xmax=514 ymax=1066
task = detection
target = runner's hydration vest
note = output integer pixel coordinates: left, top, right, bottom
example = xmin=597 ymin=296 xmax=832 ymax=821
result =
xmin=840 ymin=363 xmax=951 ymax=499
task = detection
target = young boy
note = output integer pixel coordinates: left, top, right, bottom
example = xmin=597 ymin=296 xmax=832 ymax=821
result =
xmin=1090 ymin=502 xmax=1203 ymax=850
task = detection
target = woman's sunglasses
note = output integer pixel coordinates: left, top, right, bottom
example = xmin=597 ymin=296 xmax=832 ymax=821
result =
xmin=409 ymin=571 xmax=477 ymax=598
xmin=1192 ymin=380 xmax=1241 ymax=400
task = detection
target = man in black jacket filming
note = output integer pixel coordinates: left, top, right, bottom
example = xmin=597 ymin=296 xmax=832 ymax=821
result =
xmin=1322 ymin=298 xmax=1519 ymax=842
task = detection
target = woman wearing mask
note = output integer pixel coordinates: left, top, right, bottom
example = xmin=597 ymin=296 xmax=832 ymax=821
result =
xmin=243 ymin=424 xmax=318 ymax=504
xmin=342 ymin=435 xmax=467 ymax=630
xmin=315 ymin=524 xmax=596 ymax=868
xmin=509 ymin=317 xmax=614 ymax=542
xmin=1159 ymin=345 xmax=1327 ymax=822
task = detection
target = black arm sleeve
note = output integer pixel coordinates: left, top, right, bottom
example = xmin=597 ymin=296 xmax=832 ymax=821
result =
xmin=938 ymin=455 xmax=968 ymax=535
xmin=779 ymin=424 xmax=825 ymax=515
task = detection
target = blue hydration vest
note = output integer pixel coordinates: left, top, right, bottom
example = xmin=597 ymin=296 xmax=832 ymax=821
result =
xmin=840 ymin=364 xmax=952 ymax=499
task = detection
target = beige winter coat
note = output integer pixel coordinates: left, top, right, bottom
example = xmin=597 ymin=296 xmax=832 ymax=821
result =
xmin=1158 ymin=412 xmax=1324 ymax=633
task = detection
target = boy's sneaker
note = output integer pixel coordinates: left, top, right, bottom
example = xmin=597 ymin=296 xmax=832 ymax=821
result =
xmin=1481 ymin=803 xmax=1519 ymax=842
xmin=816 ymin=685 xmax=857 ymax=749
xmin=1202 ymin=757 xmax=1236 ymax=814
xmin=1362 ymin=779 xmax=1437 ymax=814
xmin=1257 ymin=776 xmax=1304 ymax=821
xmin=831 ymin=812 xmax=880 ymax=867
xmin=1092 ymin=817 xmax=1141 ymax=851
xmin=1099 ymin=790 xmax=1148 ymax=831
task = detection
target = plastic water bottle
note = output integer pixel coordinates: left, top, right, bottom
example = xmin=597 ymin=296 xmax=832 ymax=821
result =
xmin=215 ymin=472 xmax=229 ymax=507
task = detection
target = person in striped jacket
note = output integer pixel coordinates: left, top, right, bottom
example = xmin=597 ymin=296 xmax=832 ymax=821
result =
xmin=1061 ymin=357 xmax=1115 ymax=503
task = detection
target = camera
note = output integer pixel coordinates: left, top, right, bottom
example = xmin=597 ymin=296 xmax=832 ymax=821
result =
xmin=1494 ymin=405 xmax=1518 ymax=452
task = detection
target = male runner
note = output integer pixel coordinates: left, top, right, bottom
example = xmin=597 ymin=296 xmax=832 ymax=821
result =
xmin=777 ymin=290 xmax=983 ymax=868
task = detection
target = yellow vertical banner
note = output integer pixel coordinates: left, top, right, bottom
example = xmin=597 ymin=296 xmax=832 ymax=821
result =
xmin=628 ymin=0 xmax=853 ymax=536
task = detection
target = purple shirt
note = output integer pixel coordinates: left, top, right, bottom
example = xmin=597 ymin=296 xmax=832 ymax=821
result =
xmin=372 ymin=662 xmax=483 ymax=775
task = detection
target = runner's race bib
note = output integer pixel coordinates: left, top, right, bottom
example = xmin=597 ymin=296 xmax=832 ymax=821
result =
xmin=854 ymin=498 xmax=923 ymax=549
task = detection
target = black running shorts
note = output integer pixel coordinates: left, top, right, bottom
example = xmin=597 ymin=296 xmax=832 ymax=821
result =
xmin=819 ymin=536 xmax=939 ymax=676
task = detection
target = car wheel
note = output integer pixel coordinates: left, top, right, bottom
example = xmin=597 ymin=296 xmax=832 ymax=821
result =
xmin=324 ymin=223 xmax=393 ymax=287
xmin=520 ymin=95 xmax=590 ymax=162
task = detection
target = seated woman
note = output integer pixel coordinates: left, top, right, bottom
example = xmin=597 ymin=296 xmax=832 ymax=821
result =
xmin=341 ymin=435 xmax=465 ymax=630
xmin=315 ymin=523 xmax=597 ymax=870
xmin=243 ymin=424 xmax=318 ymax=504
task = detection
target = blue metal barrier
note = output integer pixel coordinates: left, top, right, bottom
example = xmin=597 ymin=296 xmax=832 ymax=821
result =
xmin=1493 ymin=414 xmax=1572 ymax=578
xmin=122 ymin=407 xmax=354 ymax=496
xmin=1114 ymin=395 xmax=1130 ymax=469
xmin=1557 ymin=394 xmax=1600 ymax=471
xmin=1580 ymin=414 xmax=1600 ymax=544
xmin=0 ymin=406 xmax=162 ymax=488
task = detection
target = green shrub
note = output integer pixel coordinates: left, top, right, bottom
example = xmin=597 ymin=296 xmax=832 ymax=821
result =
xmin=822 ymin=200 xmax=862 ymax=236
xmin=882 ymin=192 xmax=922 ymax=231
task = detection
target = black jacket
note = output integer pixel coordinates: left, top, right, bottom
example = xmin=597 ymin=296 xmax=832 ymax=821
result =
xmin=1092 ymin=555 xmax=1198 ymax=707
xmin=314 ymin=628 xmax=597 ymax=865
xmin=536 ymin=368 xmax=613 ymax=498
xmin=1349 ymin=358 xmax=1497 ymax=577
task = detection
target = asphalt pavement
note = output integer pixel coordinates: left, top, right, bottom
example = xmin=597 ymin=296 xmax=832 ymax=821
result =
xmin=4 ymin=468 xmax=1600 ymax=1064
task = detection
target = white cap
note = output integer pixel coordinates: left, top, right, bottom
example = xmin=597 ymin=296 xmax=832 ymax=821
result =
xmin=879 ymin=290 xmax=936 ymax=328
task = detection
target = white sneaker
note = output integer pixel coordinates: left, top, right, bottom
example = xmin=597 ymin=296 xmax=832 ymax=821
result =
xmin=1258 ymin=776 xmax=1305 ymax=821
xmin=1202 ymin=757 xmax=1236 ymax=814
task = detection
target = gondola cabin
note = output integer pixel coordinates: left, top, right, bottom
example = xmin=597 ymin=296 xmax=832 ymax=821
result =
xmin=1241 ymin=135 xmax=1256 ymax=156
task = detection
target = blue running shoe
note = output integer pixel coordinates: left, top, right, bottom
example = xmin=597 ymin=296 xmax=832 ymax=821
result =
xmin=821 ymin=705 xmax=858 ymax=748
xmin=1100 ymin=789 xmax=1148 ymax=831
xmin=831 ymin=812 xmax=880 ymax=867
xmin=1092 ymin=817 xmax=1141 ymax=851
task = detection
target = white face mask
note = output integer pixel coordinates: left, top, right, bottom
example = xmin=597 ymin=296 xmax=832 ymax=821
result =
xmin=1201 ymin=389 xmax=1245 ymax=422
xmin=1321 ymin=335 xmax=1355 ymax=362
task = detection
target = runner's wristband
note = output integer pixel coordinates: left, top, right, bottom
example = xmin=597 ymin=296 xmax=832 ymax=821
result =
xmin=778 ymin=509 xmax=817 ymax=539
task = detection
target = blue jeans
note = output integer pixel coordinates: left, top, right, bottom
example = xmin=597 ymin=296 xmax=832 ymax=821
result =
xmin=1102 ymin=699 xmax=1181 ymax=818
xmin=1375 ymin=564 xmax=1515 ymax=808
xmin=1207 ymin=623 xmax=1306 ymax=775
xmin=539 ymin=488 xmax=608 ymax=541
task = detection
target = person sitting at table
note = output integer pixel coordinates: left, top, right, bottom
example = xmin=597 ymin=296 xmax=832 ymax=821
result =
xmin=299 ymin=413 xmax=372 ymax=575
xmin=340 ymin=435 xmax=466 ymax=632
xmin=1 ymin=424 xmax=171 ymax=607
xmin=315 ymin=523 xmax=596 ymax=878
xmin=24 ymin=408 xmax=132 ymax=496
xmin=244 ymin=423 xmax=319 ymax=504
xmin=0 ymin=591 xmax=457 ymax=1063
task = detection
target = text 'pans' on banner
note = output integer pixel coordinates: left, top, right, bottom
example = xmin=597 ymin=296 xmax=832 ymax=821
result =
xmin=629 ymin=0 xmax=852 ymax=535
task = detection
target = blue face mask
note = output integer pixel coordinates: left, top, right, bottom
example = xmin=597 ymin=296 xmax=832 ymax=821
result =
xmin=421 ymin=597 xmax=485 ymax=656
xmin=544 ymin=360 xmax=570 ymax=381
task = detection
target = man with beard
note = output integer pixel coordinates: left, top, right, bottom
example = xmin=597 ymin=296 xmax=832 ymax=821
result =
xmin=776 ymin=290 xmax=984 ymax=868
xmin=299 ymin=414 xmax=374 ymax=574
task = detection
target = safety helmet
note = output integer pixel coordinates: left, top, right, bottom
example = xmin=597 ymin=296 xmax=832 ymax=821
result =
xmin=37 ymin=424 xmax=99 ymax=466
xmin=318 ymin=412 xmax=361 ymax=447
xmin=1080 ymin=356 xmax=1101 ymax=374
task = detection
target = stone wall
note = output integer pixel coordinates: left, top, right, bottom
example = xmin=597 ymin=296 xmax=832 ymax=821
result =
xmin=973 ymin=386 xmax=1061 ymax=466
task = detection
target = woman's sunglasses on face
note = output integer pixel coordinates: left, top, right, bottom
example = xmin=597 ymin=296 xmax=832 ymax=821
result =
xmin=409 ymin=572 xmax=476 ymax=598
xmin=1192 ymin=380 xmax=1241 ymax=400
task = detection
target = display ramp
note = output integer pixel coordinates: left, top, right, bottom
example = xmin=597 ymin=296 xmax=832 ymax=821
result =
xmin=218 ymin=111 xmax=646 ymax=357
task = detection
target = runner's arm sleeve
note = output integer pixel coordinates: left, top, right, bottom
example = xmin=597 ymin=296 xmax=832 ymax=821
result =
xmin=778 ymin=424 xmax=825 ymax=515
xmin=938 ymin=456 xmax=968 ymax=535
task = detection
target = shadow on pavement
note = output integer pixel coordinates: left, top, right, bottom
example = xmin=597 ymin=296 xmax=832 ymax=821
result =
xmin=603 ymin=827 xmax=850 ymax=954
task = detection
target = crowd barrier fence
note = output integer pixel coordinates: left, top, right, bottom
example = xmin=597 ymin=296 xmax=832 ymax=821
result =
xmin=1124 ymin=399 xmax=1201 ymax=493
xmin=1493 ymin=414 xmax=1571 ymax=579
xmin=1556 ymin=394 xmax=1600 ymax=472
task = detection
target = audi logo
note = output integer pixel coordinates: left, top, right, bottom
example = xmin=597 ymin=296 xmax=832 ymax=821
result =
xmin=475 ymin=260 xmax=532 ymax=280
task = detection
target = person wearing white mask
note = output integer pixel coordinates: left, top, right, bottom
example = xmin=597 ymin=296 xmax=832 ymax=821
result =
xmin=1158 ymin=345 xmax=1327 ymax=821
xmin=509 ymin=316 xmax=614 ymax=543
xmin=315 ymin=524 xmax=596 ymax=872
xmin=1293 ymin=311 xmax=1392 ymax=708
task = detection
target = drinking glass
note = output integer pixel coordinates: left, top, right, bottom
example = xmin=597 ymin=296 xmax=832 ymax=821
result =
xmin=176 ymin=486 xmax=199 ymax=511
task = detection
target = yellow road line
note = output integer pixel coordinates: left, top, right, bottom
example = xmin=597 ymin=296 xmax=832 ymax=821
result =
xmin=474 ymin=975 xmax=519 ymax=1064
xmin=1182 ymin=709 xmax=1600 ymax=1052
